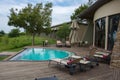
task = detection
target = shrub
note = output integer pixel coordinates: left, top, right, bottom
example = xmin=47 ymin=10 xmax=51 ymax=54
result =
xmin=19 ymin=32 xmax=26 ymax=36
xmin=0 ymin=30 xmax=5 ymax=37
xmin=1 ymin=36 xmax=9 ymax=45
xmin=56 ymin=24 xmax=70 ymax=40
xmin=8 ymin=29 xmax=20 ymax=37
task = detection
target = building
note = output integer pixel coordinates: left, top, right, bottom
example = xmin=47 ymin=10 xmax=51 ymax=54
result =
xmin=51 ymin=21 xmax=92 ymax=45
xmin=79 ymin=0 xmax=120 ymax=51
xmin=79 ymin=0 xmax=120 ymax=78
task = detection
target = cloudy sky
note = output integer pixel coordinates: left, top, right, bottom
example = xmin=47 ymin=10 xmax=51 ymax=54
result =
xmin=0 ymin=0 xmax=88 ymax=33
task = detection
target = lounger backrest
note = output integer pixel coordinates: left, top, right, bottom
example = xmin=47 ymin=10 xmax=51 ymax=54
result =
xmin=66 ymin=41 xmax=70 ymax=44
xmin=67 ymin=58 xmax=81 ymax=65
xmin=57 ymin=40 xmax=62 ymax=44
xmin=89 ymin=47 xmax=97 ymax=58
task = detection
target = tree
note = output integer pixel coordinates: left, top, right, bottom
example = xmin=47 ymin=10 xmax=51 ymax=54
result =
xmin=71 ymin=4 xmax=88 ymax=20
xmin=0 ymin=30 xmax=5 ymax=37
xmin=8 ymin=3 xmax=52 ymax=45
xmin=43 ymin=27 xmax=51 ymax=36
xmin=56 ymin=24 xmax=70 ymax=41
xmin=8 ymin=29 xmax=20 ymax=37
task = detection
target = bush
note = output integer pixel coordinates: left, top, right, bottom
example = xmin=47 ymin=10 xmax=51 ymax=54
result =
xmin=19 ymin=32 xmax=26 ymax=36
xmin=8 ymin=29 xmax=20 ymax=37
xmin=0 ymin=30 xmax=5 ymax=37
xmin=56 ymin=24 xmax=70 ymax=40
xmin=1 ymin=36 xmax=9 ymax=45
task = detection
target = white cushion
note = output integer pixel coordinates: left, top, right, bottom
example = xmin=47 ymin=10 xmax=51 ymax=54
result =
xmin=94 ymin=54 xmax=103 ymax=58
xmin=79 ymin=60 xmax=90 ymax=64
xmin=95 ymin=51 xmax=109 ymax=55
xmin=51 ymin=58 xmax=68 ymax=65
xmin=71 ymin=55 xmax=82 ymax=59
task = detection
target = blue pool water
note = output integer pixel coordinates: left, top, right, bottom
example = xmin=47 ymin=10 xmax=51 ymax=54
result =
xmin=10 ymin=48 xmax=73 ymax=61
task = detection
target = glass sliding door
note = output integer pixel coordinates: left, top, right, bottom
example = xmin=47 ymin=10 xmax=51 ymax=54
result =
xmin=95 ymin=17 xmax=106 ymax=48
xmin=107 ymin=14 xmax=120 ymax=51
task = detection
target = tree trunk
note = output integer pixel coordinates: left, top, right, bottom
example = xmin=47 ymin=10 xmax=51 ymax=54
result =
xmin=32 ymin=32 xmax=35 ymax=46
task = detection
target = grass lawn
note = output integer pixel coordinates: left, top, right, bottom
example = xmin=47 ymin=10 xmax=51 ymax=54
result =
xmin=6 ymin=47 xmax=23 ymax=52
xmin=0 ymin=55 xmax=9 ymax=61
xmin=0 ymin=35 xmax=56 ymax=52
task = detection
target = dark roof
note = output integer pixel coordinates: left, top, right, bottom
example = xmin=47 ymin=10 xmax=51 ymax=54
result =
xmin=51 ymin=21 xmax=71 ymax=28
xmin=51 ymin=21 xmax=88 ymax=29
xmin=78 ymin=0 xmax=112 ymax=20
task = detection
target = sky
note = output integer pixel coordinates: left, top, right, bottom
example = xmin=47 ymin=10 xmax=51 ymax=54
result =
xmin=0 ymin=0 xmax=88 ymax=33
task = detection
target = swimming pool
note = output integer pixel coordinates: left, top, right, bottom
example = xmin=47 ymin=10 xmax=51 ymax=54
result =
xmin=10 ymin=48 xmax=74 ymax=61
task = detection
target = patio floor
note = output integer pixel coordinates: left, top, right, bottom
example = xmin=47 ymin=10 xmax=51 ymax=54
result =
xmin=0 ymin=46 xmax=112 ymax=80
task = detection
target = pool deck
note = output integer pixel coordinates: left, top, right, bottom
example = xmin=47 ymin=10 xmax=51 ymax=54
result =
xmin=0 ymin=46 xmax=113 ymax=80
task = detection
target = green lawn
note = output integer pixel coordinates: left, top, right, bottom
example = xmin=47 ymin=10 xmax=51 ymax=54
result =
xmin=6 ymin=47 xmax=23 ymax=52
xmin=0 ymin=35 xmax=56 ymax=52
xmin=0 ymin=55 xmax=9 ymax=61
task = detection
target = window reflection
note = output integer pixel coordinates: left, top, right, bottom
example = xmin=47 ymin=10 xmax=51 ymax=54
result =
xmin=95 ymin=18 xmax=105 ymax=48
xmin=108 ymin=14 xmax=120 ymax=50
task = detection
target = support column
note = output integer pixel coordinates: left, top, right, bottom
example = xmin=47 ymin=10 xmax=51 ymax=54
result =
xmin=105 ymin=17 xmax=108 ymax=50
xmin=93 ymin=21 xmax=95 ymax=47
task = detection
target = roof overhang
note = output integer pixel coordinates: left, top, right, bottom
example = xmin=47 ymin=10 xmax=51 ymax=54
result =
xmin=51 ymin=21 xmax=71 ymax=28
xmin=78 ymin=0 xmax=112 ymax=20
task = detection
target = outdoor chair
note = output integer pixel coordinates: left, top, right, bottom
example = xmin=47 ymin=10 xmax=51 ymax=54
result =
xmin=45 ymin=40 xmax=48 ymax=46
xmin=65 ymin=41 xmax=71 ymax=47
xmin=85 ymin=47 xmax=99 ymax=67
xmin=94 ymin=50 xmax=112 ymax=64
xmin=43 ymin=40 xmax=48 ymax=47
xmin=70 ymin=55 xmax=92 ymax=71
xmin=49 ymin=58 xmax=81 ymax=75
xmin=35 ymin=76 xmax=58 ymax=80
xmin=79 ymin=41 xmax=88 ymax=47
xmin=56 ymin=40 xmax=63 ymax=47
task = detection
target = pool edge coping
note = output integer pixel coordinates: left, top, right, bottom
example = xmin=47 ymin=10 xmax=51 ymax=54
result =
xmin=4 ymin=48 xmax=27 ymax=61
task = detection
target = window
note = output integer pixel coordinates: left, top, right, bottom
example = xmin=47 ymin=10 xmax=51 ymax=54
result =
xmin=107 ymin=14 xmax=120 ymax=50
xmin=95 ymin=18 xmax=106 ymax=48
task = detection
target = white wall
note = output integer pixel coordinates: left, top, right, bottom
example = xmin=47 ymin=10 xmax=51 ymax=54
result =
xmin=94 ymin=0 xmax=120 ymax=21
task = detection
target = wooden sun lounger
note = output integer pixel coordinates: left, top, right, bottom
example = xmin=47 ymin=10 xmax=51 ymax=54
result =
xmin=49 ymin=58 xmax=81 ymax=75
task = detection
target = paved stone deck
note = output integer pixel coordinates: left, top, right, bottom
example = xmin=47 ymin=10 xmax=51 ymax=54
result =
xmin=0 ymin=46 xmax=112 ymax=80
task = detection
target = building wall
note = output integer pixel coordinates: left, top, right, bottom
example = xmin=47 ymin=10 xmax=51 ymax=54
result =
xmin=83 ymin=20 xmax=93 ymax=45
xmin=77 ymin=24 xmax=88 ymax=42
xmin=110 ymin=21 xmax=120 ymax=68
xmin=94 ymin=0 xmax=120 ymax=21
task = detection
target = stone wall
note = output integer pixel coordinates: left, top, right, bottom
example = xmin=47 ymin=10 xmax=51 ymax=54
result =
xmin=110 ymin=21 xmax=120 ymax=68
xmin=110 ymin=21 xmax=120 ymax=80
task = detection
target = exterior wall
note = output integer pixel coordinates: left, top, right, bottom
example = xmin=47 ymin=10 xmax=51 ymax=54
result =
xmin=78 ymin=24 xmax=88 ymax=42
xmin=110 ymin=21 xmax=120 ymax=80
xmin=94 ymin=0 xmax=120 ymax=21
xmin=83 ymin=20 xmax=93 ymax=45
xmin=110 ymin=21 xmax=120 ymax=68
